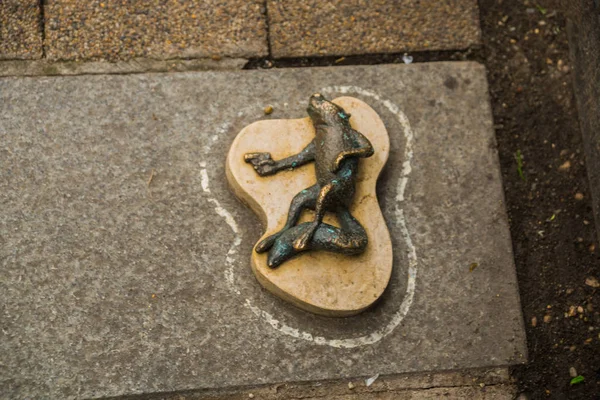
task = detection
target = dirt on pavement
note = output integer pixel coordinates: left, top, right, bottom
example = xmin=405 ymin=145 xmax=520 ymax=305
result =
xmin=481 ymin=0 xmax=599 ymax=398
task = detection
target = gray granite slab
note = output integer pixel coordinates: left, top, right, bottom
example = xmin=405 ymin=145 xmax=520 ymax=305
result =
xmin=0 ymin=63 xmax=526 ymax=399
xmin=267 ymin=0 xmax=481 ymax=58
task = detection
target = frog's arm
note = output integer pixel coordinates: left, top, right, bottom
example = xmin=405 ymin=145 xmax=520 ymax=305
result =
xmin=331 ymin=129 xmax=374 ymax=172
xmin=245 ymin=139 xmax=315 ymax=176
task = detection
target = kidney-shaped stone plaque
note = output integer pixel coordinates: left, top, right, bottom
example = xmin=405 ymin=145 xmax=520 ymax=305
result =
xmin=226 ymin=95 xmax=392 ymax=316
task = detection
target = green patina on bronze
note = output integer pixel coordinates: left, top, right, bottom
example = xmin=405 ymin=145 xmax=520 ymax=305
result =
xmin=244 ymin=94 xmax=374 ymax=268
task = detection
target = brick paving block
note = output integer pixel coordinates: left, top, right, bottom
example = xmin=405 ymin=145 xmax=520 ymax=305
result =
xmin=44 ymin=0 xmax=268 ymax=61
xmin=268 ymin=0 xmax=481 ymax=58
xmin=0 ymin=0 xmax=42 ymax=60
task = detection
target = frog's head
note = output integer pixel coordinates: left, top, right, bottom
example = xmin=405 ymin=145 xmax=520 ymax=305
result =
xmin=307 ymin=93 xmax=351 ymax=126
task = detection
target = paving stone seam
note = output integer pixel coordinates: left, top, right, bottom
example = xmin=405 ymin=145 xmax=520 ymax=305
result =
xmin=0 ymin=49 xmax=483 ymax=77
xmin=262 ymin=0 xmax=274 ymax=59
xmin=0 ymin=57 xmax=249 ymax=77
xmin=103 ymin=382 xmax=515 ymax=400
xmin=39 ymin=0 xmax=46 ymax=59
xmin=101 ymin=372 xmax=513 ymax=400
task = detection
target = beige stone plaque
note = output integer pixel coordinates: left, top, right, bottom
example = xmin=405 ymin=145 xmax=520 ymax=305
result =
xmin=226 ymin=97 xmax=392 ymax=316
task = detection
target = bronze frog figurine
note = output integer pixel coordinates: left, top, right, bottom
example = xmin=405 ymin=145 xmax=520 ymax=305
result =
xmin=244 ymin=94 xmax=374 ymax=268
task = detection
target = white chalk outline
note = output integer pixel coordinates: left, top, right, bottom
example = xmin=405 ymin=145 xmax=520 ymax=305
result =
xmin=200 ymin=86 xmax=417 ymax=348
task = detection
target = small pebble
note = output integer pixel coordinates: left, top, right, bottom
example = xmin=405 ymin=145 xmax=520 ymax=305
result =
xmin=574 ymin=193 xmax=584 ymax=200
xmin=543 ymin=315 xmax=552 ymax=323
xmin=577 ymin=306 xmax=584 ymax=314
xmin=248 ymin=394 xmax=254 ymax=399
xmin=531 ymin=316 xmax=537 ymax=327
xmin=569 ymin=367 xmax=577 ymax=377
xmin=348 ymin=382 xmax=355 ymax=390
xmin=585 ymin=277 xmax=600 ymax=288
xmin=558 ymin=160 xmax=571 ymax=171
xmin=264 ymin=105 xmax=274 ymax=115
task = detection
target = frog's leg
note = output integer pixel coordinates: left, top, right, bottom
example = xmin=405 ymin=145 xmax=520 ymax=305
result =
xmin=292 ymin=182 xmax=334 ymax=251
xmin=334 ymin=207 xmax=368 ymax=252
xmin=266 ymin=208 xmax=367 ymax=268
xmin=255 ymin=184 xmax=319 ymax=253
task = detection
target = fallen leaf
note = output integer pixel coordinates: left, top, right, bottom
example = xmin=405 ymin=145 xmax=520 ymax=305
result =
xmin=570 ymin=375 xmax=584 ymax=385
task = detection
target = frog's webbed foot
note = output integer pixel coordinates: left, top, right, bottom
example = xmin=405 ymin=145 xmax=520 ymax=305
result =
xmin=267 ymin=224 xmax=311 ymax=268
xmin=244 ymin=152 xmax=277 ymax=176
xmin=266 ymin=214 xmax=368 ymax=268
xmin=292 ymin=222 xmax=318 ymax=251
xmin=255 ymin=233 xmax=279 ymax=253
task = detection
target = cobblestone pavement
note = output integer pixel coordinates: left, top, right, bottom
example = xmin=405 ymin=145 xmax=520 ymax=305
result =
xmin=0 ymin=0 xmax=481 ymax=63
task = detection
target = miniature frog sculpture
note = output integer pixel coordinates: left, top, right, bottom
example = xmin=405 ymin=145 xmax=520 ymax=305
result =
xmin=244 ymin=93 xmax=375 ymax=268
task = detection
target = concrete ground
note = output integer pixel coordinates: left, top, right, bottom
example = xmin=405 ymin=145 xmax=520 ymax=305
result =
xmin=1 ymin=62 xmax=524 ymax=399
